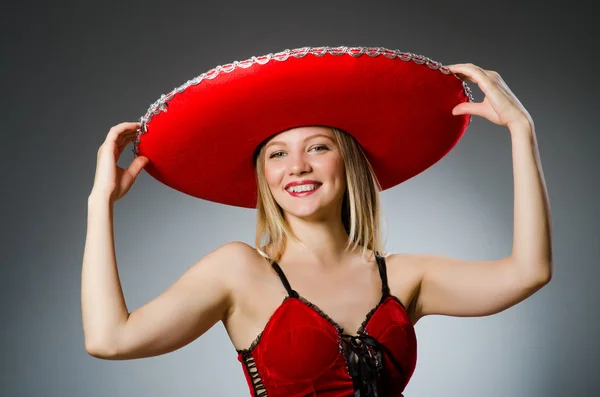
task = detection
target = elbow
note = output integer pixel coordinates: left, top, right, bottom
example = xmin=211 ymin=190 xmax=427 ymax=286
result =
xmin=85 ymin=338 xmax=118 ymax=359
xmin=528 ymin=265 xmax=552 ymax=288
xmin=538 ymin=262 xmax=553 ymax=285
xmin=540 ymin=271 xmax=552 ymax=286
xmin=514 ymin=258 xmax=552 ymax=288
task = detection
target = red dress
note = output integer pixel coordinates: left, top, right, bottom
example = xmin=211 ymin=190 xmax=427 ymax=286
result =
xmin=236 ymin=253 xmax=417 ymax=396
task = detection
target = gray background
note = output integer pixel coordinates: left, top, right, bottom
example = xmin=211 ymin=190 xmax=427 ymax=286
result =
xmin=1 ymin=1 xmax=598 ymax=396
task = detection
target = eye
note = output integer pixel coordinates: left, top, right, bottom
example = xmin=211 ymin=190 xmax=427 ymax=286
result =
xmin=268 ymin=145 xmax=329 ymax=159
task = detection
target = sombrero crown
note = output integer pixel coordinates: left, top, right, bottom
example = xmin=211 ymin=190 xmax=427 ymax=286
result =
xmin=134 ymin=46 xmax=473 ymax=208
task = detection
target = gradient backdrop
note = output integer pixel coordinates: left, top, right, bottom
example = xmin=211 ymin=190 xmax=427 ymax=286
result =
xmin=1 ymin=1 xmax=598 ymax=396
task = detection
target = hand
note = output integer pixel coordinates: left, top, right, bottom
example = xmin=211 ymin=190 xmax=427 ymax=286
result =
xmin=91 ymin=122 xmax=149 ymax=202
xmin=448 ymin=63 xmax=533 ymax=130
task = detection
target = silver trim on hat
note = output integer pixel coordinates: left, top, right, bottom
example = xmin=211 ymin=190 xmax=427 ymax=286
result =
xmin=133 ymin=46 xmax=474 ymax=156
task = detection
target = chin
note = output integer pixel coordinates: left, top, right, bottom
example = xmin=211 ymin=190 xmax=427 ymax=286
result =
xmin=279 ymin=196 xmax=337 ymax=220
xmin=288 ymin=206 xmax=323 ymax=218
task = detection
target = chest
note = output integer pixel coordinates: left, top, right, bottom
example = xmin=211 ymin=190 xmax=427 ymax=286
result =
xmin=227 ymin=254 xmax=419 ymax=352
xmin=264 ymin=262 xmax=384 ymax=330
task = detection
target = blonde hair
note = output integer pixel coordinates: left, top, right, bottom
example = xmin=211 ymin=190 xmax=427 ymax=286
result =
xmin=253 ymin=127 xmax=388 ymax=263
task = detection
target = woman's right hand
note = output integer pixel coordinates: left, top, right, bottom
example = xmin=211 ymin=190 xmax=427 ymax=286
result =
xmin=91 ymin=122 xmax=150 ymax=202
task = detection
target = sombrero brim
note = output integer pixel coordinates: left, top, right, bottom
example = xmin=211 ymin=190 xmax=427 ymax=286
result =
xmin=134 ymin=46 xmax=473 ymax=208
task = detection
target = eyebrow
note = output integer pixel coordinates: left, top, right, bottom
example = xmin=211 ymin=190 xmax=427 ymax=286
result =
xmin=265 ymin=133 xmax=335 ymax=149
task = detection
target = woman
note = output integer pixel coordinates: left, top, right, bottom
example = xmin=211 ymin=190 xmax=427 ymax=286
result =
xmin=82 ymin=48 xmax=552 ymax=396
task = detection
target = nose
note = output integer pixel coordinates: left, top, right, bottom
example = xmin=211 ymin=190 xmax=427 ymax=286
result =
xmin=288 ymin=153 xmax=312 ymax=176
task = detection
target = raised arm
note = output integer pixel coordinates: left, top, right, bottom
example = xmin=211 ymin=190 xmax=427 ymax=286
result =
xmin=82 ymin=191 xmax=248 ymax=360
xmin=81 ymin=122 xmax=245 ymax=360
xmin=397 ymin=64 xmax=553 ymax=321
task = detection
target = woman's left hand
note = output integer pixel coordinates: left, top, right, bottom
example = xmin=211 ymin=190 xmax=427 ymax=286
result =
xmin=448 ymin=63 xmax=533 ymax=130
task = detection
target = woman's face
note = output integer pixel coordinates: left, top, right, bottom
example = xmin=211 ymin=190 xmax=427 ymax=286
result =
xmin=263 ymin=126 xmax=346 ymax=219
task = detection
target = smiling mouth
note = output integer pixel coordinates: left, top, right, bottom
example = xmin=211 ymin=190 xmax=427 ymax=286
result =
xmin=286 ymin=183 xmax=322 ymax=196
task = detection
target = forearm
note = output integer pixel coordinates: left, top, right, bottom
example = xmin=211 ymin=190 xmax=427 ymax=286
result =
xmin=81 ymin=192 xmax=129 ymax=354
xmin=508 ymin=120 xmax=553 ymax=282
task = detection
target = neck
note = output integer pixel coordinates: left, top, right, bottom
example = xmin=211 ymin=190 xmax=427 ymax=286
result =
xmin=278 ymin=211 xmax=356 ymax=269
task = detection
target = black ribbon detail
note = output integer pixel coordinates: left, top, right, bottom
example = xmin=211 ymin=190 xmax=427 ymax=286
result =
xmin=342 ymin=332 xmax=384 ymax=397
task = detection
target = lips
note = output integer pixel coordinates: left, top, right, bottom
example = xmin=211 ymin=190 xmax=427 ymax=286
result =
xmin=285 ymin=179 xmax=322 ymax=190
xmin=286 ymin=184 xmax=321 ymax=197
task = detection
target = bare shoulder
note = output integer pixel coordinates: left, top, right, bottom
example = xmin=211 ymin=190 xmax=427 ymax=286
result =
xmin=211 ymin=241 xmax=263 ymax=280
xmin=213 ymin=241 xmax=269 ymax=292
xmin=216 ymin=240 xmax=259 ymax=263
xmin=214 ymin=242 xmax=275 ymax=327
xmin=192 ymin=241 xmax=260 ymax=296
xmin=384 ymin=252 xmax=427 ymax=325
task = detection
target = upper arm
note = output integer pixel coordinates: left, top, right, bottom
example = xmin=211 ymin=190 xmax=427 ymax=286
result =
xmin=92 ymin=241 xmax=252 ymax=360
xmin=409 ymin=254 xmax=551 ymax=321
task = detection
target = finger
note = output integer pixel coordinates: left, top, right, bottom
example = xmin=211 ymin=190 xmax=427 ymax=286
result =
xmin=447 ymin=63 xmax=500 ymax=97
xmin=127 ymin=156 xmax=149 ymax=179
xmin=448 ymin=62 xmax=497 ymax=76
xmin=109 ymin=121 xmax=141 ymax=135
xmin=116 ymin=129 xmax=140 ymax=146
xmin=452 ymin=101 xmax=484 ymax=116
xmin=106 ymin=122 xmax=142 ymax=144
xmin=116 ymin=134 xmax=138 ymax=156
xmin=447 ymin=63 xmax=489 ymax=83
xmin=98 ymin=133 xmax=134 ymax=157
xmin=452 ymin=100 xmax=500 ymax=124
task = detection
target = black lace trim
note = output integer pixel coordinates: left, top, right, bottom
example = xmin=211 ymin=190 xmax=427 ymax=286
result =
xmin=355 ymin=252 xmax=393 ymax=334
xmin=236 ymin=296 xmax=293 ymax=355
xmin=236 ymin=332 xmax=263 ymax=356
xmin=295 ymin=295 xmax=352 ymax=374
xmin=296 ymin=295 xmax=345 ymax=333
xmin=357 ymin=293 xmax=389 ymax=335
xmin=240 ymin=352 xmax=268 ymax=397
xmin=388 ymin=294 xmax=406 ymax=310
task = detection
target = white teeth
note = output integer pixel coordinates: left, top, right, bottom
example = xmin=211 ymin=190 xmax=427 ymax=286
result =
xmin=287 ymin=184 xmax=319 ymax=193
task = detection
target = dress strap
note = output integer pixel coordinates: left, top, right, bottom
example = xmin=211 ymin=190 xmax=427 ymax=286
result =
xmin=271 ymin=261 xmax=299 ymax=298
xmin=375 ymin=252 xmax=391 ymax=297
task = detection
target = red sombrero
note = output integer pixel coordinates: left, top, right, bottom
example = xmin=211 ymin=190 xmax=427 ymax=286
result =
xmin=133 ymin=46 xmax=473 ymax=208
